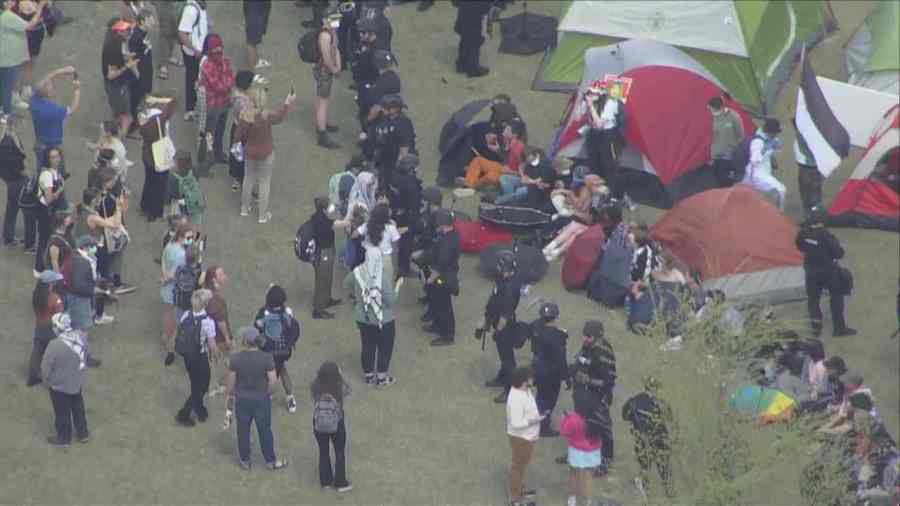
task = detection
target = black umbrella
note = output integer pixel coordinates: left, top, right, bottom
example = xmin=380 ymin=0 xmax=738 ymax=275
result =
xmin=437 ymin=99 xmax=492 ymax=186
xmin=479 ymin=242 xmax=549 ymax=284
xmin=498 ymin=1 xmax=558 ymax=56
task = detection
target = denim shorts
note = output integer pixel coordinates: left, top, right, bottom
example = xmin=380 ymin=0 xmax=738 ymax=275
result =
xmin=160 ymin=282 xmax=175 ymax=305
xmin=568 ymin=446 xmax=602 ymax=469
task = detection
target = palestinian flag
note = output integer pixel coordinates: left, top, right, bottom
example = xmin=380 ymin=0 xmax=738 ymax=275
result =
xmin=795 ymin=57 xmax=851 ymax=177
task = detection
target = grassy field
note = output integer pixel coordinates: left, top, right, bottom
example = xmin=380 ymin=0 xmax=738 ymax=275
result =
xmin=0 ymin=1 xmax=896 ymax=505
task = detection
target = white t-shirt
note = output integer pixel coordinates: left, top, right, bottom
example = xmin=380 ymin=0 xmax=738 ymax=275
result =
xmin=357 ymin=222 xmax=400 ymax=256
xmin=506 ymin=386 xmax=540 ymax=442
xmin=179 ymin=310 xmax=217 ymax=355
xmin=597 ymin=98 xmax=620 ymax=131
xmin=38 ymin=169 xmax=62 ymax=207
xmin=178 ymin=1 xmax=208 ymax=56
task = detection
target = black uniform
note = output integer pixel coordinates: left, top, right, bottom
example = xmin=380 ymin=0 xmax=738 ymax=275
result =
xmin=389 ymin=169 xmax=421 ymax=276
xmin=531 ymin=322 xmax=569 ymax=433
xmin=427 ymin=228 xmax=460 ymax=341
xmin=795 ymin=224 xmax=850 ymax=334
xmin=373 ymin=112 xmax=416 ymax=189
xmin=622 ymin=392 xmax=673 ymax=496
xmin=453 ymin=0 xmax=492 ymax=74
xmin=485 ymin=275 xmax=524 ymax=387
xmin=572 ymin=338 xmax=617 ymax=461
xmin=359 ymin=69 xmax=401 ymax=131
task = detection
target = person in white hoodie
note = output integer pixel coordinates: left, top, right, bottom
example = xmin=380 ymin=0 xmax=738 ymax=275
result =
xmin=742 ymin=118 xmax=787 ymax=210
xmin=505 ymin=367 xmax=544 ymax=506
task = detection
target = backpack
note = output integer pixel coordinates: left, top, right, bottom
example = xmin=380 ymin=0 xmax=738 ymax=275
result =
xmin=294 ymin=219 xmax=317 ymax=263
xmin=297 ymin=29 xmax=324 ymax=64
xmin=17 ymin=172 xmax=40 ymax=209
xmin=0 ymin=136 xmax=26 ymax=183
xmin=174 ymin=312 xmax=204 ymax=357
xmin=313 ymin=393 xmax=342 ymax=434
xmin=328 ymin=171 xmax=356 ymax=218
xmin=172 ymin=171 xmax=206 ymax=218
xmin=727 ymin=134 xmax=765 ymax=184
xmin=258 ymin=309 xmax=300 ymax=359
xmin=173 ymin=264 xmax=198 ymax=311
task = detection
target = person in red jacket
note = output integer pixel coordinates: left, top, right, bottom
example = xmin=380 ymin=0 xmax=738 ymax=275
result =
xmin=560 ymin=404 xmax=604 ymax=506
xmin=198 ymin=33 xmax=234 ymax=165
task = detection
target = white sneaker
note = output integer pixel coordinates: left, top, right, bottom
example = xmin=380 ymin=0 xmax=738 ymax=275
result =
xmin=208 ymin=385 xmax=226 ymax=397
xmin=258 ymin=212 xmax=272 ymax=224
xmin=94 ymin=314 xmax=115 ymax=325
xmin=183 ymin=111 xmax=196 ymax=122
xmin=286 ymin=396 xmax=297 ymax=413
xmin=32 ymin=269 xmax=41 ymax=279
xmin=660 ymin=336 xmax=683 ymax=352
xmin=254 ymin=58 xmax=272 ymax=69
xmin=239 ymin=208 xmax=249 ymax=217
xmin=252 ymin=74 xmax=270 ymax=85
xmin=634 ymin=476 xmax=647 ymax=499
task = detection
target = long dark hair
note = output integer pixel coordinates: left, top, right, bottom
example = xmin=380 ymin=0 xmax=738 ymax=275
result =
xmin=367 ymin=203 xmax=390 ymax=246
xmin=310 ymin=361 xmax=344 ymax=403
xmin=32 ymin=282 xmax=52 ymax=313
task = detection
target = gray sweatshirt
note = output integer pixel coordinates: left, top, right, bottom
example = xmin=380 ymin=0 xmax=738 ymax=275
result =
xmin=41 ymin=338 xmax=86 ymax=394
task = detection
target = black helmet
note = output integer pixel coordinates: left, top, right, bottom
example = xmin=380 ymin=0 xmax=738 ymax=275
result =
xmin=804 ymin=206 xmax=826 ymax=226
xmin=539 ymin=302 xmax=560 ymax=320
xmin=396 ymin=154 xmax=419 ymax=173
xmin=496 ymin=250 xmax=517 ymax=276
xmin=380 ymin=94 xmax=405 ymax=109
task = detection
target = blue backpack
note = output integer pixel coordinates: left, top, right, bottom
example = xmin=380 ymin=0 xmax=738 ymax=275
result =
xmin=258 ymin=309 xmax=300 ymax=360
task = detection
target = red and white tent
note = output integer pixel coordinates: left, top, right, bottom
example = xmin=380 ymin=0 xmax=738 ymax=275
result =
xmin=550 ymin=48 xmax=755 ymax=207
xmin=827 ymin=105 xmax=900 ymax=232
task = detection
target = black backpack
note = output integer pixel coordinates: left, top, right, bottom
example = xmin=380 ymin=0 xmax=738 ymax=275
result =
xmin=17 ymin=172 xmax=40 ymax=209
xmin=294 ymin=219 xmax=317 ymax=263
xmin=297 ymin=29 xmax=321 ymax=64
xmin=174 ymin=313 xmax=204 ymax=357
xmin=726 ymin=134 xmax=764 ymax=184
xmin=173 ymin=265 xmax=198 ymax=311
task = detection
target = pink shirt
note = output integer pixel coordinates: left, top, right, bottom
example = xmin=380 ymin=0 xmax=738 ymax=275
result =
xmin=560 ymin=412 xmax=602 ymax=452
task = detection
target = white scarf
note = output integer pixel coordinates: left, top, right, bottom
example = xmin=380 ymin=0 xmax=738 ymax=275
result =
xmin=78 ymin=249 xmax=97 ymax=281
xmin=59 ymin=330 xmax=87 ymax=370
xmin=354 ymin=244 xmax=384 ymax=327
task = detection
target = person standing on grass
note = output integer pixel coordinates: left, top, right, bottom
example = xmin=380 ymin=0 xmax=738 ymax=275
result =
xmin=102 ymin=19 xmax=138 ymax=141
xmin=127 ymin=9 xmax=155 ymax=138
xmin=506 ymin=366 xmax=543 ymax=506
xmin=174 ymin=288 xmax=217 ymax=427
xmin=622 ymin=376 xmax=675 ymax=499
xmin=137 ymin=93 xmax=177 ymax=222
xmin=224 ymin=326 xmax=289 ymax=471
xmin=560 ymin=404 xmax=604 ymax=506
xmin=236 ymin=85 xmax=296 ymax=224
xmin=160 ymin=223 xmax=193 ymax=366
xmin=310 ymin=361 xmax=353 ymax=493
xmin=27 ymin=270 xmax=65 ymax=386
xmin=202 ymin=264 xmax=232 ymax=396
xmin=344 ymin=243 xmax=397 ymax=387
xmin=227 ymin=70 xmax=253 ymax=191
xmin=313 ymin=7 xmax=342 ymax=150
xmin=177 ymin=0 xmax=208 ymax=121
xmin=151 ymin=0 xmax=180 ymax=81
xmin=707 ymin=95 xmax=745 ymax=187
xmin=254 ymin=284 xmax=302 ymax=414
xmin=29 ymin=65 xmax=79 ymax=174
xmin=1 ymin=113 xmax=28 ymax=247
xmin=310 ymin=196 xmax=341 ymax=320
xmin=0 ymin=0 xmax=47 ymax=114
xmin=197 ymin=33 xmax=233 ymax=166
xmin=42 ymin=313 xmax=90 ymax=447
xmin=33 ymin=146 xmax=67 ymax=275
xmin=242 ymin=0 xmax=271 ymax=72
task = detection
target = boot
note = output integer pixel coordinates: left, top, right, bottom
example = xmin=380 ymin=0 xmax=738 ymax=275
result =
xmin=317 ymin=131 xmax=340 ymax=150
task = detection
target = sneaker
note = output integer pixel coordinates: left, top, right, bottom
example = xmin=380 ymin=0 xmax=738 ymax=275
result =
xmin=78 ymin=433 xmax=90 ymax=444
xmin=46 ymin=435 xmax=71 ymax=447
xmin=326 ymin=124 xmax=339 ymax=133
xmin=208 ymin=385 xmax=226 ymax=397
xmin=493 ymin=391 xmax=508 ymax=404
xmin=266 ymin=458 xmax=289 ymax=470
xmin=258 ymin=212 xmax=272 ymax=224
xmin=287 ymin=396 xmax=297 ymax=414
xmin=634 ymin=476 xmax=647 ymax=499
xmin=114 ymin=283 xmax=136 ymax=295
xmin=183 ymin=111 xmax=196 ymax=122
xmin=86 ymin=356 xmax=102 ymax=368
xmin=3 ymin=238 xmax=21 ymax=246
xmin=94 ymin=314 xmax=115 ymax=325
xmin=253 ymin=74 xmax=270 ymax=85
xmin=318 ymin=131 xmax=341 ymax=150
xmin=239 ymin=460 xmax=252 ymax=471
xmin=485 ymin=378 xmax=505 ymax=388
xmin=254 ymin=58 xmax=272 ymax=69
xmin=833 ymin=327 xmax=858 ymax=338
xmin=364 ymin=374 xmax=376 ymax=385
xmin=240 ymin=208 xmax=250 ymax=217
xmin=164 ymin=351 xmax=176 ymax=366
xmin=376 ymin=375 xmax=395 ymax=388
xmin=336 ymin=483 xmax=353 ymax=493
xmin=23 ymin=246 xmax=36 ymax=255
xmin=33 ymin=269 xmax=40 ymax=279
xmin=660 ymin=336 xmax=683 ymax=352
xmin=231 ymin=181 xmax=240 ymax=192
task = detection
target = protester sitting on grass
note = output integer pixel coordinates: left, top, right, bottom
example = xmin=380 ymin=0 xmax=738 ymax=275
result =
xmin=542 ymin=174 xmax=606 ymax=261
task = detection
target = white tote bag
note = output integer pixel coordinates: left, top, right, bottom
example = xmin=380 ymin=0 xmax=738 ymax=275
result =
xmin=151 ymin=116 xmax=176 ymax=173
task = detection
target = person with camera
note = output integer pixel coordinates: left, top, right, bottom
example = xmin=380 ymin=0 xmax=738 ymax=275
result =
xmin=29 ymin=65 xmax=79 ymax=175
xmin=478 ymin=250 xmax=524 ymax=403
xmin=530 ymin=302 xmax=569 ymax=438
xmin=423 ymin=209 xmax=459 ymax=347
xmin=583 ymin=82 xmax=622 ymax=187
xmin=387 ymin=154 xmax=420 ymax=278
xmin=569 ymin=320 xmax=617 ymax=471
xmin=309 ymin=197 xmax=341 ymax=320
xmin=224 ymin=326 xmax=289 ymax=471
xmin=795 ymin=209 xmax=856 ymax=337
xmin=33 ymin=146 xmax=67 ymax=276
xmin=505 ymin=366 xmax=543 ymax=506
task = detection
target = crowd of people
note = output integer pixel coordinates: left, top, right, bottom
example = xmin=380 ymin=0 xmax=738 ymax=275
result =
xmin=0 ymin=1 xmax=896 ymax=505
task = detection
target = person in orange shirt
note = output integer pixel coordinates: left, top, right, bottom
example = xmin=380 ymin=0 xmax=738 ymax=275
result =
xmin=458 ymin=117 xmax=525 ymax=190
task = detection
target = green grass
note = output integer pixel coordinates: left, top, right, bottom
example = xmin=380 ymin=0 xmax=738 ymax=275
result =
xmin=0 ymin=1 xmax=896 ymax=505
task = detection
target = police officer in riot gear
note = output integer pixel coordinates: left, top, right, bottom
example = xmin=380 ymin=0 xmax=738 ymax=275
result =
xmin=414 ymin=187 xmax=443 ymax=312
xmin=570 ymin=320 xmax=617 ymax=469
xmin=424 ymin=209 xmax=460 ymax=346
xmin=478 ymin=250 xmax=524 ymax=403
xmin=530 ymin=301 xmax=569 ymax=437
xmin=795 ymin=208 xmax=856 ymax=337
xmin=388 ymin=154 xmax=422 ymax=277
xmin=370 ymin=94 xmax=416 ymax=190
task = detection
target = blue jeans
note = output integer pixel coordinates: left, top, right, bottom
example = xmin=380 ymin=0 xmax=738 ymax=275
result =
xmin=496 ymin=174 xmax=527 ymax=205
xmin=235 ymin=396 xmax=276 ymax=464
xmin=0 ymin=66 xmax=16 ymax=115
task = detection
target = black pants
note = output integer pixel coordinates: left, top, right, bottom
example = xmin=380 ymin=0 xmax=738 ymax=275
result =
xmin=3 ymin=178 xmax=24 ymax=244
xmin=34 ymin=204 xmax=53 ymax=272
xmin=712 ymin=158 xmax=739 ymax=188
xmin=635 ymin=433 xmax=672 ymax=495
xmin=357 ymin=321 xmax=395 ymax=375
xmin=140 ymin=160 xmax=169 ymax=220
xmin=314 ymin=419 xmax=349 ymax=488
xmin=49 ymin=388 xmax=88 ymax=443
xmin=396 ymin=228 xmax=414 ymax=276
xmin=429 ymin=282 xmax=455 ymax=340
xmin=586 ymin=129 xmax=620 ymax=185
xmin=28 ymin=325 xmax=54 ymax=384
xmin=573 ymin=386 xmax=613 ymax=460
xmin=797 ymin=164 xmax=824 ymax=213
xmin=457 ymin=32 xmax=484 ymax=72
xmin=183 ymin=49 xmax=200 ymax=112
xmin=535 ymin=375 xmax=561 ymax=431
xmin=22 ymin=206 xmax=37 ymax=249
xmin=177 ymin=353 xmax=211 ymax=420
xmin=806 ymin=270 xmax=847 ymax=332
xmin=494 ymin=327 xmax=517 ymax=386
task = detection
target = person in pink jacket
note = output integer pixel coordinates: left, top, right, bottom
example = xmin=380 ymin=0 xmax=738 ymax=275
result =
xmin=559 ymin=404 xmax=604 ymax=506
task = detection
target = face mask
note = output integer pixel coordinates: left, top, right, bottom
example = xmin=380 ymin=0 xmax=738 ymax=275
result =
xmin=88 ymin=246 xmax=98 ymax=256
xmin=184 ymin=238 xmax=194 ymax=246
xmin=329 ymin=20 xmax=340 ymax=29
xmin=529 ymin=157 xmax=540 ymax=167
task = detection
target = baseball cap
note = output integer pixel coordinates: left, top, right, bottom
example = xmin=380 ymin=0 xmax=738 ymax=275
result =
xmin=434 ymin=209 xmax=453 ymax=227
xmin=240 ymin=326 xmax=261 ymax=347
xmin=583 ymin=320 xmax=604 ymax=339
xmin=37 ymin=270 xmax=64 ymax=284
